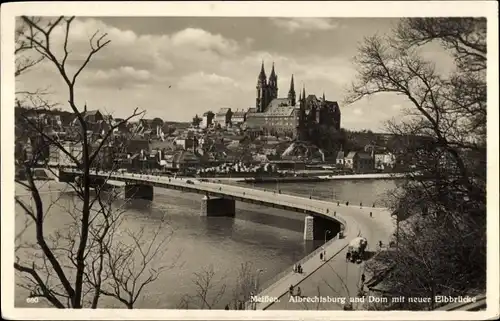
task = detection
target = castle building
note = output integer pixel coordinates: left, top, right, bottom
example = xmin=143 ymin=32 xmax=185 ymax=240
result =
xmin=245 ymin=62 xmax=341 ymax=139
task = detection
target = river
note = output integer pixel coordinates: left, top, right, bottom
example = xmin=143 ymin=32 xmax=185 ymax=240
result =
xmin=14 ymin=179 xmax=398 ymax=309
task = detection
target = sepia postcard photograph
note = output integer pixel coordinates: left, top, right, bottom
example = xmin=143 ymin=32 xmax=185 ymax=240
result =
xmin=1 ymin=1 xmax=499 ymax=320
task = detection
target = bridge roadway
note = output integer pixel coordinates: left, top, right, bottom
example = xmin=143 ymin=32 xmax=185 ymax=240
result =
xmin=67 ymin=170 xmax=396 ymax=310
xmin=73 ymin=170 xmax=348 ymax=225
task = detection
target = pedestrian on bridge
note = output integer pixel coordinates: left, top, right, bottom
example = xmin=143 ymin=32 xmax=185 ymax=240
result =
xmin=361 ymin=273 xmax=366 ymax=284
xmin=320 ymin=253 xmax=323 ymax=261
xmin=289 ymin=284 xmax=294 ymax=297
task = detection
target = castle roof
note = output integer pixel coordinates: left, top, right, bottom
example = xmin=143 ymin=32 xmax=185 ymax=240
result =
xmin=267 ymin=98 xmax=291 ymax=110
xmin=266 ymin=105 xmax=297 ymax=116
xmin=249 ymin=107 xmax=297 ymax=118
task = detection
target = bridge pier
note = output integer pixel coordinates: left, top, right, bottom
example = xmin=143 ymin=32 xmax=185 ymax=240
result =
xmin=125 ymin=184 xmax=154 ymax=201
xmin=303 ymin=215 xmax=341 ymax=241
xmin=200 ymin=195 xmax=236 ymax=217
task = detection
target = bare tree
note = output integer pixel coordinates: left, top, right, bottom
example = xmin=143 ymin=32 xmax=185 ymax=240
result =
xmin=230 ymin=262 xmax=259 ymax=309
xmin=178 ymin=264 xmax=227 ymax=309
xmin=178 ymin=261 xmax=258 ymax=310
xmin=14 ymin=16 xmax=176 ymax=309
xmin=345 ymin=17 xmax=486 ymax=309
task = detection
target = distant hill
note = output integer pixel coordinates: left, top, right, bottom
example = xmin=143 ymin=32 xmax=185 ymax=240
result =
xmin=14 ymin=106 xmax=189 ymax=128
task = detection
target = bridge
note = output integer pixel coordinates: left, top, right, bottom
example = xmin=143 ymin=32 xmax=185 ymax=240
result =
xmin=53 ymin=169 xmax=489 ymax=312
xmin=57 ymin=169 xmax=404 ymax=310
xmin=58 ymin=169 xmax=350 ymax=241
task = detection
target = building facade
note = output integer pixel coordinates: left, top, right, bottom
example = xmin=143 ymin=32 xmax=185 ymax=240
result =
xmin=214 ymin=108 xmax=233 ymax=127
xmin=345 ymin=151 xmax=374 ymax=173
xmin=245 ymin=62 xmax=341 ymax=139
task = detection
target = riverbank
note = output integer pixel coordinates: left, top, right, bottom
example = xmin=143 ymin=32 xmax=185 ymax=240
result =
xmin=197 ymin=172 xmax=407 ymax=184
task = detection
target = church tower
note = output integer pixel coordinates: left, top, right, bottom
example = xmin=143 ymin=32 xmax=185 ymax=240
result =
xmin=298 ymin=86 xmax=308 ymax=141
xmin=288 ymin=74 xmax=296 ymax=106
xmin=256 ymin=61 xmax=268 ymax=113
xmin=268 ymin=62 xmax=278 ymax=100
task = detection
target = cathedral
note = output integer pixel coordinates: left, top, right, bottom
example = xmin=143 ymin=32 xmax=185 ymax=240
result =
xmin=245 ymin=62 xmax=341 ymax=139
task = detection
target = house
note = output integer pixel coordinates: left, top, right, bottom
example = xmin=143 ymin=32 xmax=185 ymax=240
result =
xmin=174 ymin=133 xmax=198 ymax=150
xmin=374 ymin=152 xmax=396 ymax=170
xmin=336 ymin=151 xmax=345 ymax=167
xmin=82 ymin=110 xmax=104 ymax=123
xmin=231 ymin=109 xmax=247 ymax=126
xmin=214 ymin=108 xmax=233 ymax=128
xmin=48 ymin=142 xmax=83 ymax=167
xmin=345 ymin=151 xmax=374 ymax=173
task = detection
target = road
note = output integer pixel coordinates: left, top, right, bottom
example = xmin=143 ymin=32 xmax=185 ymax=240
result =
xmin=264 ymin=206 xmax=394 ymax=310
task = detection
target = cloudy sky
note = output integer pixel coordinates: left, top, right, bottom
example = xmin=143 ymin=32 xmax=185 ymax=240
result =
xmin=16 ymin=17 xmax=453 ymax=131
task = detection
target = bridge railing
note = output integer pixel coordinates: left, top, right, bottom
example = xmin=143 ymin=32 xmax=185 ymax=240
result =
xmin=68 ymin=171 xmax=348 ymax=225
xmin=197 ymin=179 xmax=347 ymax=225
xmin=223 ymin=180 xmax=386 ymax=208
xmin=70 ymin=169 xmax=387 ymax=208
xmin=78 ymin=171 xmax=348 ymax=226
xmin=254 ymin=232 xmax=343 ymax=301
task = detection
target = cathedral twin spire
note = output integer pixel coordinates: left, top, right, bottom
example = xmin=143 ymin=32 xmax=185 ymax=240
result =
xmin=258 ymin=61 xmax=326 ymax=110
xmin=258 ymin=60 xmax=267 ymax=82
xmin=256 ymin=61 xmax=279 ymax=112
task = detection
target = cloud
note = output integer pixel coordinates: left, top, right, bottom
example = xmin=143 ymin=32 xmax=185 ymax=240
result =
xmin=171 ymin=28 xmax=239 ymax=56
xmin=16 ymin=17 xmax=406 ymax=131
xmin=352 ymin=108 xmax=364 ymax=116
xmin=80 ymin=66 xmax=155 ymax=89
xmin=271 ymin=18 xmax=340 ymax=33
xmin=47 ymin=18 xmax=240 ymax=76
xmin=178 ymin=72 xmax=240 ymax=91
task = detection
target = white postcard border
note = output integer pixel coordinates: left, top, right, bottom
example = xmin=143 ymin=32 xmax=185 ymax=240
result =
xmin=1 ymin=1 xmax=498 ymax=320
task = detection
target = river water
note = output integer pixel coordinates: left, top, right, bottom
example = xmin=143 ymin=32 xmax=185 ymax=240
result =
xmin=14 ymin=179 xmax=398 ymax=309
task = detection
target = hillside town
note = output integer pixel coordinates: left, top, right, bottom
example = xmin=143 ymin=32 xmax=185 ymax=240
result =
xmin=16 ymin=64 xmax=411 ymax=176
xmin=14 ymin=62 xmax=427 ymax=179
